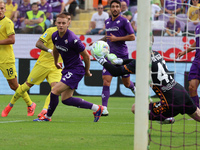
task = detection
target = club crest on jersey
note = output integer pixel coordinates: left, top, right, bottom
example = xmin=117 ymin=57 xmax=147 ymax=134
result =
xmin=116 ymin=20 xmax=120 ymax=24
xmin=106 ymin=22 xmax=109 ymax=24
xmin=64 ymin=39 xmax=68 ymax=44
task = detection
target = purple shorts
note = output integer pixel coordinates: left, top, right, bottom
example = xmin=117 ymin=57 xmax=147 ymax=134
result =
xmin=102 ymin=54 xmax=130 ymax=78
xmin=61 ymin=67 xmax=85 ymax=89
xmin=188 ymin=61 xmax=200 ymax=81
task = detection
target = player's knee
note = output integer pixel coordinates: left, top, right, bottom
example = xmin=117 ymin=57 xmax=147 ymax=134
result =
xmin=189 ymin=84 xmax=197 ymax=93
xmin=103 ymin=79 xmax=111 ymax=86
xmin=131 ymin=104 xmax=135 ymax=114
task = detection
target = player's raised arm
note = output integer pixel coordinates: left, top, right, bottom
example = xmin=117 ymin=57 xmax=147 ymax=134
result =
xmin=0 ymin=34 xmax=15 ymax=45
xmin=80 ymin=49 xmax=92 ymax=77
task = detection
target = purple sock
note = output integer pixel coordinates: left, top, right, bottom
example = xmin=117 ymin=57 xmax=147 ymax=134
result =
xmin=191 ymin=96 xmax=199 ymax=108
xmin=47 ymin=92 xmax=59 ymax=117
xmin=128 ymin=81 xmax=135 ymax=90
xmin=62 ymin=97 xmax=93 ymax=109
xmin=102 ymin=86 xmax=110 ymax=107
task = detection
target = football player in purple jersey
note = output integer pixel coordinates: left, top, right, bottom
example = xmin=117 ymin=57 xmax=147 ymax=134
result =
xmin=33 ymin=13 xmax=104 ymax=122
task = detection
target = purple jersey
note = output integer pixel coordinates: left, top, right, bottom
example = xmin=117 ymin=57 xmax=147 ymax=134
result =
xmin=165 ymin=0 xmax=182 ymax=11
xmin=166 ymin=20 xmax=181 ymax=31
xmin=194 ymin=25 xmax=200 ymax=62
xmin=52 ymin=29 xmax=85 ymax=69
xmin=38 ymin=2 xmax=52 ymax=20
xmin=17 ymin=3 xmax=31 ymax=18
xmin=48 ymin=0 xmax=63 ymax=13
xmin=105 ymin=15 xmax=134 ymax=57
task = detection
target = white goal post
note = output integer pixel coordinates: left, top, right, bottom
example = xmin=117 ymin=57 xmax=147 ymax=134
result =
xmin=134 ymin=0 xmax=152 ymax=149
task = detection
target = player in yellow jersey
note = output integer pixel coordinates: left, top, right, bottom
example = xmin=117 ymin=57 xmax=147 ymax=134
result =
xmin=0 ymin=0 xmax=36 ymax=117
xmin=4 ymin=13 xmax=71 ymax=117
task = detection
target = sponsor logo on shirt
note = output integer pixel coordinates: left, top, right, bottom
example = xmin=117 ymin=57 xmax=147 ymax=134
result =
xmin=55 ymin=45 xmax=68 ymax=52
xmin=106 ymin=26 xmax=119 ymax=31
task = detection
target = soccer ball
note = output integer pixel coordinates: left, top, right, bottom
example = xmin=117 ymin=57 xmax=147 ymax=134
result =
xmin=91 ymin=41 xmax=110 ymax=57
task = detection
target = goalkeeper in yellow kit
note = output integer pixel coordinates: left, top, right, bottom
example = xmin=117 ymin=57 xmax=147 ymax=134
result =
xmin=1 ymin=14 xmax=69 ymax=117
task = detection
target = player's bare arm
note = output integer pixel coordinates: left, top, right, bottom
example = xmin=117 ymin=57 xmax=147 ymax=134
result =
xmin=36 ymin=39 xmax=53 ymax=55
xmin=176 ymin=41 xmax=196 ymax=59
xmin=0 ymin=34 xmax=15 ymax=45
xmin=89 ymin=36 xmax=107 ymax=46
xmin=80 ymin=49 xmax=92 ymax=77
xmin=106 ymin=33 xmax=135 ymax=42
xmin=53 ymin=46 xmax=62 ymax=69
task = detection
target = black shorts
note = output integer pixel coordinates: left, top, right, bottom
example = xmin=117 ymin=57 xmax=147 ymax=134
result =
xmin=149 ymin=83 xmax=197 ymax=121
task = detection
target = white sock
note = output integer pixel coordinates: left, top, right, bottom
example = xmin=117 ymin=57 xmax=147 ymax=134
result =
xmin=91 ymin=104 xmax=99 ymax=112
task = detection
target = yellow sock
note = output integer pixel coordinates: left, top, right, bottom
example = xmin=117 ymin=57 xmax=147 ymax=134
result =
xmin=21 ymin=92 xmax=32 ymax=106
xmin=43 ymin=92 xmax=51 ymax=110
xmin=10 ymin=83 xmax=32 ymax=106
xmin=20 ymin=83 xmax=32 ymax=106
xmin=10 ymin=84 xmax=23 ymax=105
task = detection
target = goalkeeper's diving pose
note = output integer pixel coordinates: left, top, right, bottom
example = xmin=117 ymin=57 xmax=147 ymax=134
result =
xmin=93 ymin=50 xmax=200 ymax=124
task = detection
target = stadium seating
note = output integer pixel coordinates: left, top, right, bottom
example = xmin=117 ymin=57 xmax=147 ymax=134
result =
xmin=187 ymin=21 xmax=200 ymax=33
xmin=69 ymin=12 xmax=95 ymax=35
xmin=176 ymin=14 xmax=188 ymax=24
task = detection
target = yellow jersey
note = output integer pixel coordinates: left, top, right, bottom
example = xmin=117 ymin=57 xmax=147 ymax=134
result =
xmin=187 ymin=4 xmax=200 ymax=21
xmin=0 ymin=16 xmax=15 ymax=63
xmin=37 ymin=26 xmax=63 ymax=68
xmin=5 ymin=1 xmax=18 ymax=19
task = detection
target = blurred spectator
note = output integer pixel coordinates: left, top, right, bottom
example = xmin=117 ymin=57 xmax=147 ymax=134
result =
xmin=65 ymin=0 xmax=77 ymax=17
xmin=86 ymin=4 xmax=109 ymax=35
xmin=14 ymin=0 xmax=23 ymax=5
xmin=129 ymin=0 xmax=137 ymax=6
xmin=120 ymin=1 xmax=132 ymax=21
xmin=187 ymin=0 xmax=200 ymax=24
xmin=39 ymin=0 xmax=52 ymax=28
xmin=48 ymin=0 xmax=65 ymax=19
xmin=104 ymin=0 xmax=111 ymax=16
xmin=22 ymin=2 xmax=46 ymax=33
xmin=152 ymin=3 xmax=162 ymax=20
xmin=164 ymin=14 xmax=182 ymax=36
xmin=5 ymin=0 xmax=18 ymax=20
xmin=119 ymin=0 xmax=129 ymax=7
xmin=153 ymin=0 xmax=161 ymax=7
xmin=13 ymin=0 xmax=31 ymax=32
xmin=165 ymin=0 xmax=182 ymax=14
xmin=131 ymin=11 xmax=137 ymax=35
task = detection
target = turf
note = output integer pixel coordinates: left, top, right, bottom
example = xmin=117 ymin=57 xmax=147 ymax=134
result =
xmin=0 ymin=95 xmax=199 ymax=150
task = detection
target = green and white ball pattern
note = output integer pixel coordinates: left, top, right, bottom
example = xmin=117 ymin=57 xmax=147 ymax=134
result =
xmin=91 ymin=41 xmax=110 ymax=57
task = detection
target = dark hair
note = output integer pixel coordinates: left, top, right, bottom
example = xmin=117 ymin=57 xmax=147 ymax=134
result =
xmin=110 ymin=0 xmax=121 ymax=7
xmin=31 ymin=2 xmax=38 ymax=7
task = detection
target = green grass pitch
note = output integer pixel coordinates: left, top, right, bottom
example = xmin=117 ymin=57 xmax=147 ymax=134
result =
xmin=0 ymin=95 xmax=199 ymax=150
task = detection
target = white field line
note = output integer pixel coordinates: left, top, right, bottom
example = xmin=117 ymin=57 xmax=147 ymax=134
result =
xmin=0 ymin=120 xmax=26 ymax=123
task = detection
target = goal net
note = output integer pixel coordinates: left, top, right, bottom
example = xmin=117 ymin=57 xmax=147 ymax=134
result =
xmin=134 ymin=0 xmax=200 ymax=149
